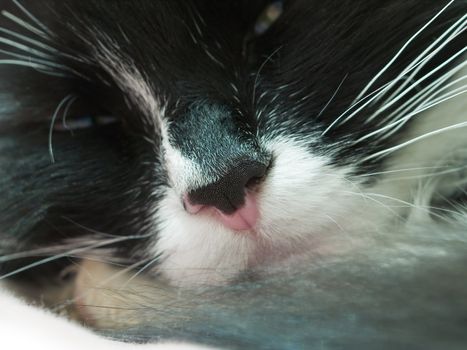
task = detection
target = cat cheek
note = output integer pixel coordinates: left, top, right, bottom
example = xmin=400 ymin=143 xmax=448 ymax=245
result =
xmin=257 ymin=138 xmax=356 ymax=239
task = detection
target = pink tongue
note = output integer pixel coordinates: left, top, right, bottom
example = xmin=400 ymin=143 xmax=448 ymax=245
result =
xmin=215 ymin=193 xmax=259 ymax=231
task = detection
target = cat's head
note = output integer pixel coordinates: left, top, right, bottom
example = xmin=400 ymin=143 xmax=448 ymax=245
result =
xmin=0 ymin=0 xmax=464 ymax=284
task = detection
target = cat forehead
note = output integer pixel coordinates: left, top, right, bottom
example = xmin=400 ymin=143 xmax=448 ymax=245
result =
xmin=70 ymin=1 xmax=257 ymax=116
xmin=66 ymin=0 xmax=258 ymax=55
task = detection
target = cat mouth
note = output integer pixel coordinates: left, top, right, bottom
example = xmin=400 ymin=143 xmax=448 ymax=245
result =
xmin=183 ymin=192 xmax=260 ymax=231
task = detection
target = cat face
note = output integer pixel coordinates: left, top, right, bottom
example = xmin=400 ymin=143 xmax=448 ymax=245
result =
xmin=0 ymin=0 xmax=464 ymax=284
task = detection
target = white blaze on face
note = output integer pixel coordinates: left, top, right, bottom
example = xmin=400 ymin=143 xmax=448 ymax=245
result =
xmin=161 ymin=135 xmax=212 ymax=194
xmin=94 ymin=36 xmax=165 ymax=131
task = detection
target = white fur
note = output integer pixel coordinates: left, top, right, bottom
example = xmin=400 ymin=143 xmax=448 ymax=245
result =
xmin=162 ymin=136 xmax=214 ymax=194
xmin=94 ymin=36 xmax=166 ymax=133
xmin=368 ymin=59 xmax=467 ymax=214
xmin=154 ymin=137 xmax=394 ymax=285
xmin=155 ymin=189 xmax=254 ymax=285
xmin=154 ymin=54 xmax=467 ymax=285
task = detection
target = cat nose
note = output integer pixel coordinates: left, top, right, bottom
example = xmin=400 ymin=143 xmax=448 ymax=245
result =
xmin=183 ymin=159 xmax=268 ymax=230
xmin=187 ymin=159 xmax=267 ymax=213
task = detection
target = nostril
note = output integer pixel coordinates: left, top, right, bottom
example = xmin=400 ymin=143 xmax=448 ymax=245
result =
xmin=183 ymin=194 xmax=205 ymax=214
xmin=245 ymin=155 xmax=273 ymax=188
xmin=246 ymin=175 xmax=265 ymax=188
xmin=240 ymin=159 xmax=269 ymax=190
xmin=184 ymin=156 xmax=271 ymax=215
xmin=184 ymin=190 xmax=260 ymax=231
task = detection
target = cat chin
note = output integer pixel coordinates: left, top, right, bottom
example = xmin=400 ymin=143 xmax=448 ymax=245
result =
xmin=153 ymin=138 xmax=393 ymax=286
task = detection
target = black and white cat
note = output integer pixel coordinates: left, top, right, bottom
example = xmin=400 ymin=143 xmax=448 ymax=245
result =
xmin=0 ymin=1 xmax=466 ymax=349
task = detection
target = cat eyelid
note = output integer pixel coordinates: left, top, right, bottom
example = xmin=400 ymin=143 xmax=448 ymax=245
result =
xmin=53 ymin=114 xmax=119 ymax=132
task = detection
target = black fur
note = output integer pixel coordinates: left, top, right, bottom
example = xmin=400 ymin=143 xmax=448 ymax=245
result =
xmin=1 ymin=0 xmax=464 ymax=267
xmin=0 ymin=0 xmax=466 ymax=347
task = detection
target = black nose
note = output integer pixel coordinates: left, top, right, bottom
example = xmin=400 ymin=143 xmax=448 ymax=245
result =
xmin=187 ymin=158 xmax=268 ymax=214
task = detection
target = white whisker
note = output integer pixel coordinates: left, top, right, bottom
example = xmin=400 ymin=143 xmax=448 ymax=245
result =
xmin=48 ymin=94 xmax=75 ymax=164
xmin=375 ymin=61 xmax=467 ymax=130
xmin=364 ymin=192 xmax=462 ymax=221
xmin=322 ymin=3 xmax=464 ymax=137
xmin=11 ymin=0 xmax=52 ymax=35
xmin=354 ymin=0 xmax=455 ymax=101
xmin=0 ymin=26 xmax=59 ymax=54
xmin=0 ymin=47 xmax=65 ymax=70
xmin=253 ymin=46 xmax=282 ymax=108
xmin=418 ymin=84 xmax=467 ymax=110
xmin=342 ymin=190 xmax=403 ymax=219
xmin=0 ymin=235 xmax=151 ymax=280
xmin=377 ymin=165 xmax=467 ymax=182
xmin=0 ymin=58 xmax=60 ymax=72
xmin=321 ymin=82 xmax=391 ymax=136
xmin=358 ymin=164 xmax=466 ymax=178
xmin=366 ymin=47 xmax=466 ymax=123
xmin=60 ymin=95 xmax=79 ymax=133
xmin=380 ymin=16 xmax=466 ymax=105
xmin=1 ymin=10 xmax=48 ymax=39
xmin=32 ymin=66 xmax=68 ymax=77
xmin=356 ymin=78 xmax=467 ymax=144
xmin=52 ymin=257 xmax=158 ymax=313
xmin=120 ymin=257 xmax=160 ymax=288
xmin=316 ymin=74 xmax=348 ymax=119
xmin=0 ymin=36 xmax=55 ymax=59
xmin=0 ymin=240 xmax=128 ymax=264
xmin=362 ymin=121 xmax=467 ymax=162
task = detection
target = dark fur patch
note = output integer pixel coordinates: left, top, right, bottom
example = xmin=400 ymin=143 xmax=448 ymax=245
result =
xmin=0 ymin=0 xmax=465 ymax=279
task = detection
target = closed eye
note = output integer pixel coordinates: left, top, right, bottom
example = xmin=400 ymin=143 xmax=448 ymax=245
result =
xmin=53 ymin=114 xmax=119 ymax=132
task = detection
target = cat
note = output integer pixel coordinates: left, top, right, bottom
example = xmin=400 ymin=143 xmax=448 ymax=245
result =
xmin=0 ymin=0 xmax=466 ymax=349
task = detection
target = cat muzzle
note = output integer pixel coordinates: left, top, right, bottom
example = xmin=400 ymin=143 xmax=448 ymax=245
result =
xmin=184 ymin=191 xmax=259 ymax=231
xmin=183 ymin=159 xmax=267 ymax=231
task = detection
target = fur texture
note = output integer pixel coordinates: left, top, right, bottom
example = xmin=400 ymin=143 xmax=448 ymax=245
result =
xmin=0 ymin=0 xmax=466 ymax=348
